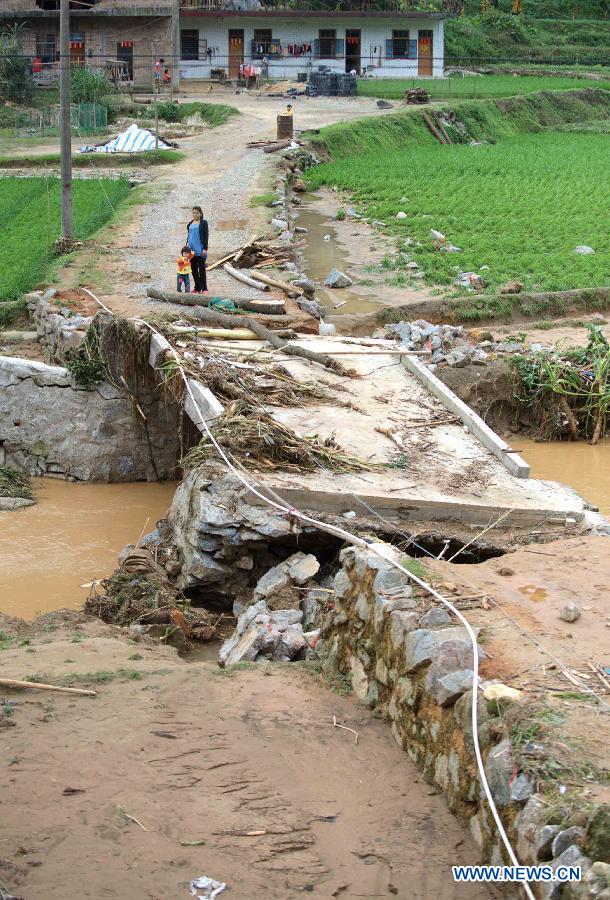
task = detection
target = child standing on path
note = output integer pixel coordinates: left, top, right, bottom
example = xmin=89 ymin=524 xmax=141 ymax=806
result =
xmin=187 ymin=205 xmax=209 ymax=294
xmin=176 ymin=246 xmax=193 ymax=293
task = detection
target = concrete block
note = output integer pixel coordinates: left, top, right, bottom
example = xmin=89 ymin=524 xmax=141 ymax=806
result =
xmin=184 ymin=378 xmax=224 ymax=430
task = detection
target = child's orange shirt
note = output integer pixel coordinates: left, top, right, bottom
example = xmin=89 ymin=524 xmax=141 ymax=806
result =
xmin=177 ymin=253 xmax=193 ymax=275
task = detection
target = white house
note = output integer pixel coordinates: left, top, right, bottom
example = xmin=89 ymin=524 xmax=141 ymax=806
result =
xmin=178 ymin=8 xmax=448 ymax=81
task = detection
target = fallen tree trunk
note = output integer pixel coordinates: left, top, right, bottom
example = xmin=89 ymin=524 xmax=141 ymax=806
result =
xmin=223 ymin=263 xmax=269 ymax=292
xmin=146 ymin=287 xmax=285 ymax=315
xmin=191 ymin=305 xmax=358 ymax=378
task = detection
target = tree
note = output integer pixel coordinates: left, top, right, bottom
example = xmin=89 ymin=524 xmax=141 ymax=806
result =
xmin=0 ymin=26 xmax=34 ymax=105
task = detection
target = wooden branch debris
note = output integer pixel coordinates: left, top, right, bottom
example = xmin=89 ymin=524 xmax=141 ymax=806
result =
xmin=0 ymin=677 xmax=96 ymax=697
xmin=207 ymin=234 xmax=297 ymax=280
xmin=223 ymin=262 xmax=269 ymax=292
xmin=332 ymin=714 xmax=359 ymax=745
xmin=422 ymin=111 xmax=448 ymax=145
xmin=191 ymin=305 xmax=358 ymax=378
xmin=246 ymin=138 xmax=301 ymax=153
xmin=248 ymin=271 xmax=303 ymax=297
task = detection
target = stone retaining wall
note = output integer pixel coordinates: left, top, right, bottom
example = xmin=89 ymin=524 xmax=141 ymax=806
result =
xmin=320 ymin=544 xmax=609 ymax=898
xmin=0 ymin=355 xmax=178 ymax=481
xmin=25 ymin=289 xmax=92 ymax=363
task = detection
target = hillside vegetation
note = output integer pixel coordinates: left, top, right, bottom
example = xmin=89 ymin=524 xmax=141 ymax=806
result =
xmin=447 ymin=0 xmax=610 ymax=65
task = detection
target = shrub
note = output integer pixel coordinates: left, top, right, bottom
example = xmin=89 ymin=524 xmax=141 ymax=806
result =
xmin=0 ymin=26 xmax=34 ymax=105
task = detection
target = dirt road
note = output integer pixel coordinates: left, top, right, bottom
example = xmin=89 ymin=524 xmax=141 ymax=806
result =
xmin=84 ymin=91 xmax=400 ymax=319
xmin=0 ymin=613 xmax=500 ymax=900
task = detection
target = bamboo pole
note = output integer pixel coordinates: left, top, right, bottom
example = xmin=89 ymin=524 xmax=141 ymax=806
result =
xmin=0 ymin=677 xmax=96 ymax=697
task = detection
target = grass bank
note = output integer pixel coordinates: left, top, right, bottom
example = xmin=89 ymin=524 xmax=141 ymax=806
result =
xmin=305 ymin=90 xmax=610 ymax=297
xmin=308 ymin=88 xmax=610 ymax=157
xmin=358 ymin=74 xmax=610 ymax=101
xmin=0 ymin=176 xmax=131 ymax=307
xmin=0 ymin=149 xmax=183 ymax=169
xmin=155 ymin=100 xmax=239 ymax=127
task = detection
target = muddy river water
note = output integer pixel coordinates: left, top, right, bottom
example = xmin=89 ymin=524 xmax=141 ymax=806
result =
xmin=517 ymin=438 xmax=610 ymax=515
xmin=1 ymin=438 xmax=607 ymax=621
xmin=0 ymin=479 xmax=177 ymax=620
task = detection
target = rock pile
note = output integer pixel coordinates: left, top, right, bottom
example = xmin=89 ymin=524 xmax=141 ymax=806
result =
xmin=377 ymin=318 xmax=533 ymax=370
xmin=219 ymin=600 xmax=320 ymax=666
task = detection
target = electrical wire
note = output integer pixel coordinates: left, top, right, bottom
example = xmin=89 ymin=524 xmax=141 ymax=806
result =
xmin=82 ymin=286 xmax=536 ymax=898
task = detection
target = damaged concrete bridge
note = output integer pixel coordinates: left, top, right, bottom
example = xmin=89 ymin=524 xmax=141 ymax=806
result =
xmin=150 ymin=330 xmax=587 ymax=532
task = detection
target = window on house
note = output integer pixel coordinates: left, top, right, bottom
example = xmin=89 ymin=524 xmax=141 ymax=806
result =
xmin=391 ymin=30 xmax=413 ymax=59
xmin=253 ymin=29 xmax=273 ymax=45
xmin=35 ymin=33 xmax=57 ymax=64
xmin=181 ymin=29 xmax=200 ymax=60
xmin=318 ymin=29 xmax=336 ymax=58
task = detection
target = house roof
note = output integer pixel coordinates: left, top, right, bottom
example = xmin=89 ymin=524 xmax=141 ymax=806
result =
xmin=181 ymin=8 xmax=450 ymax=18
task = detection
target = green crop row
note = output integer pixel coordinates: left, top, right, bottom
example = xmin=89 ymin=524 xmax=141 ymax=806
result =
xmin=0 ymin=177 xmax=130 ymax=302
xmin=306 ymin=131 xmax=609 ymax=295
xmin=358 ymin=74 xmax=610 ymax=101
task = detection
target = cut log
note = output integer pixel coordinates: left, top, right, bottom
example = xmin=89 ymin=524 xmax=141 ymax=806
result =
xmin=0 ymin=331 xmax=39 ymax=342
xmin=249 ymin=271 xmax=304 ymax=296
xmin=169 ymin=325 xmax=258 ymax=340
xmin=223 ymin=263 xmax=269 ymax=292
xmin=146 ymin=287 xmax=285 ymax=315
xmin=422 ymin=111 xmax=446 ymax=145
xmin=191 ymin=306 xmax=358 ymax=378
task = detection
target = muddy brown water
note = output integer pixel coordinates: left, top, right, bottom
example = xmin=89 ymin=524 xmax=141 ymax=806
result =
xmin=0 ymin=479 xmax=177 ymax=620
xmin=517 ymin=438 xmax=610 ymax=515
xmin=297 ymin=204 xmax=386 ymax=315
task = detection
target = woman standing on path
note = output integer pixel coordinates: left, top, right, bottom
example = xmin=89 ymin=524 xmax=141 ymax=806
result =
xmin=187 ymin=205 xmax=209 ymax=294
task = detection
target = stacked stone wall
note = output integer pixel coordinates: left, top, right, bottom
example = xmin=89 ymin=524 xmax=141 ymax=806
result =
xmin=320 ymin=544 xmax=610 ymax=898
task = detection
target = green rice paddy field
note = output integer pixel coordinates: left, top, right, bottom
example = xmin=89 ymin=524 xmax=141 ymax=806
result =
xmin=357 ymin=74 xmax=610 ymax=100
xmin=306 ymin=131 xmax=609 ymax=295
xmin=0 ymin=177 xmax=130 ymax=303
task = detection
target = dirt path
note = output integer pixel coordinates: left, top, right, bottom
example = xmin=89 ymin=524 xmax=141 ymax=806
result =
xmin=0 ymin=614 xmax=500 ymax=900
xmin=71 ymin=93 xmax=405 ymax=320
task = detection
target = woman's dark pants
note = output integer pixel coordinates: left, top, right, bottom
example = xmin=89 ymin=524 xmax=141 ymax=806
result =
xmin=191 ymin=255 xmax=207 ymax=292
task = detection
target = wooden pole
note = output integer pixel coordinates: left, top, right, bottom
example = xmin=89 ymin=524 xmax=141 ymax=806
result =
xmin=59 ymin=0 xmax=73 ymax=239
xmin=0 ymin=677 xmax=96 ymax=697
xmin=171 ymin=0 xmax=180 ymax=94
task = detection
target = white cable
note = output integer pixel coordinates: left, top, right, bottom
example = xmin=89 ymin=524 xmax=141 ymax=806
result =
xmin=84 ymin=290 xmax=535 ymax=899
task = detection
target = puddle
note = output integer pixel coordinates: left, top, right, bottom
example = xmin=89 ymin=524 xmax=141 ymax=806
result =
xmin=0 ymin=479 xmax=178 ymax=620
xmin=296 ymin=205 xmax=386 ymax=315
xmin=519 ymin=584 xmax=548 ymax=603
xmin=216 ymin=218 xmax=247 ymax=231
xmin=516 ymin=438 xmax=610 ymax=515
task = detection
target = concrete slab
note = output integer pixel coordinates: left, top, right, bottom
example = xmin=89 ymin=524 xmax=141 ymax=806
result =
xmin=178 ymin=337 xmax=586 ymax=528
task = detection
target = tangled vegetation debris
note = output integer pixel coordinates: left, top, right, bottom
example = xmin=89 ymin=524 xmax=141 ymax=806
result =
xmin=0 ymin=464 xmax=32 ymax=500
xmin=85 ymin=549 xmax=215 ymax=642
xmin=183 ymin=399 xmax=378 ymax=474
xmin=65 ymin=324 xmax=107 ymax=389
xmin=163 ymin=349 xmax=329 ymax=408
xmin=512 ymin=324 xmax=609 ymax=442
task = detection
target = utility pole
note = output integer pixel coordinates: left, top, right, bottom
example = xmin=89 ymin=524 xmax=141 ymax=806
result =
xmin=171 ymin=0 xmax=180 ymax=94
xmin=59 ymin=0 xmax=73 ymax=240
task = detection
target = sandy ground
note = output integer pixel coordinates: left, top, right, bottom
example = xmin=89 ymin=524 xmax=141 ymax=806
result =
xmin=0 ymin=613 xmax=501 ymax=900
xmin=427 ymin=535 xmax=610 ymax=796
